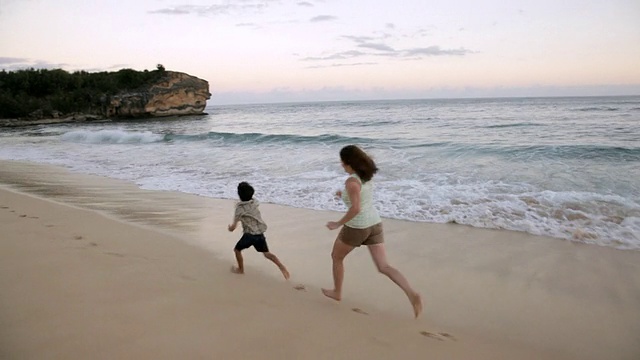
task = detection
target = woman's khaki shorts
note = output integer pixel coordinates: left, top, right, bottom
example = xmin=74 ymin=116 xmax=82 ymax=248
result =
xmin=338 ymin=223 xmax=384 ymax=247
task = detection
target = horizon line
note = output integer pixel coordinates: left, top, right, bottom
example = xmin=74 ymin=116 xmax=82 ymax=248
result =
xmin=205 ymin=93 xmax=640 ymax=107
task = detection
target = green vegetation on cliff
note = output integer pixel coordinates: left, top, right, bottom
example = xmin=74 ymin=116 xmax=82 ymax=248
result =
xmin=0 ymin=65 xmax=167 ymax=119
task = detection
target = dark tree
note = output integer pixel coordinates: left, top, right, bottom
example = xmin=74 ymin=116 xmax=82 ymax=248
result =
xmin=0 ymin=67 xmax=168 ymax=119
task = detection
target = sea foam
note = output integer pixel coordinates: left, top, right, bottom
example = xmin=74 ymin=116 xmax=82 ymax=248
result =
xmin=61 ymin=129 xmax=163 ymax=144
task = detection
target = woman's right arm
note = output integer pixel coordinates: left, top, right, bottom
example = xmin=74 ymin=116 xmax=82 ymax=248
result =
xmin=326 ymin=178 xmax=361 ymax=230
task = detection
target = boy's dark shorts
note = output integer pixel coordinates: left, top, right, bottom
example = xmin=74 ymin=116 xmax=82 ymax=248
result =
xmin=234 ymin=233 xmax=269 ymax=253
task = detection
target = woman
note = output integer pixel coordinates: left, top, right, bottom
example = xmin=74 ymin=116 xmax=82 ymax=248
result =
xmin=323 ymin=145 xmax=423 ymax=318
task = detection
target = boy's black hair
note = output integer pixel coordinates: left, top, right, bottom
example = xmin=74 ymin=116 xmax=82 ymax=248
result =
xmin=237 ymin=181 xmax=254 ymax=201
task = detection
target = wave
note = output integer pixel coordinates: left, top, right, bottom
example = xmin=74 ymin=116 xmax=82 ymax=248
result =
xmin=59 ymin=129 xmax=640 ymax=162
xmin=447 ymin=144 xmax=640 ymax=161
xmin=60 ymin=129 xmax=372 ymax=146
xmin=61 ymin=129 xmax=164 ymax=144
xmin=165 ymin=131 xmax=462 ymax=149
xmin=483 ymin=122 xmax=545 ymax=129
xmin=392 ymin=141 xmax=453 ymax=149
xmin=163 ymin=131 xmax=375 ymax=145
xmin=574 ymin=106 xmax=619 ymax=112
xmin=354 ymin=119 xmax=405 ymax=127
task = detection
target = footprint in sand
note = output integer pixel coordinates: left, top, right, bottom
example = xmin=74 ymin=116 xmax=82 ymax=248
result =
xmin=19 ymin=214 xmax=26 ymax=217
xmin=74 ymin=235 xmax=83 ymax=240
xmin=104 ymin=252 xmax=125 ymax=257
xmin=351 ymin=308 xmax=369 ymax=315
xmin=439 ymin=332 xmax=457 ymax=341
xmin=0 ymin=206 xmax=9 ymax=209
xmin=29 ymin=216 xmax=39 ymax=219
xmin=46 ymin=224 xmax=54 ymax=227
xmin=419 ymin=331 xmax=445 ymax=341
xmin=293 ymin=284 xmax=306 ymax=291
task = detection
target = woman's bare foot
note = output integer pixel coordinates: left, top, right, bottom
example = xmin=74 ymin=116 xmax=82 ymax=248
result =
xmin=411 ymin=293 xmax=423 ymax=318
xmin=321 ymin=288 xmax=341 ymax=301
xmin=230 ymin=266 xmax=244 ymax=275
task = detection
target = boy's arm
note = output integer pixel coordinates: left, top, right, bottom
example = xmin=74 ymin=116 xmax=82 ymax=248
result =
xmin=228 ymin=220 xmax=239 ymax=232
xmin=228 ymin=206 xmax=242 ymax=232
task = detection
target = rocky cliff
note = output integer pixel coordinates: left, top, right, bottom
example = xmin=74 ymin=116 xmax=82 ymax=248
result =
xmin=0 ymin=69 xmax=211 ymax=127
xmin=106 ymin=71 xmax=211 ymax=118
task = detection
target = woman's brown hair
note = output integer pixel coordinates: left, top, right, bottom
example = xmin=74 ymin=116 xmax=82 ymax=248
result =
xmin=339 ymin=145 xmax=378 ymax=182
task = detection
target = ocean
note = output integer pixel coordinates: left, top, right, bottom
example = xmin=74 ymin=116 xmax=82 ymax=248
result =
xmin=1 ymin=96 xmax=639 ymax=250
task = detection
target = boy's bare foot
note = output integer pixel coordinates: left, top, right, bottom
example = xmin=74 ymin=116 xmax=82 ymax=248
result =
xmin=411 ymin=293 xmax=423 ymax=318
xmin=230 ymin=266 xmax=244 ymax=275
xmin=281 ymin=268 xmax=290 ymax=280
xmin=321 ymin=288 xmax=341 ymax=301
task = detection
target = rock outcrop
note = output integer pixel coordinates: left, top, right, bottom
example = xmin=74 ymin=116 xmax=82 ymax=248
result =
xmin=106 ymin=71 xmax=211 ymax=118
xmin=0 ymin=70 xmax=212 ymax=127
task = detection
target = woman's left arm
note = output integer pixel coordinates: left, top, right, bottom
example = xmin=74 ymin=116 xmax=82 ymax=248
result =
xmin=326 ymin=178 xmax=361 ymax=230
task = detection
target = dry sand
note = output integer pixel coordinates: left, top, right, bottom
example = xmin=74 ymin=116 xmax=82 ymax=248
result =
xmin=1 ymin=161 xmax=639 ymax=359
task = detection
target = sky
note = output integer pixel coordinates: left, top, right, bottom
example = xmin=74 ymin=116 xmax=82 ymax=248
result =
xmin=1 ymin=0 xmax=639 ymax=105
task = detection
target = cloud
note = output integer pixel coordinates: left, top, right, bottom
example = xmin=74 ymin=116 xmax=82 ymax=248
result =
xmin=0 ymin=58 xmax=143 ymax=73
xmin=310 ymin=15 xmax=337 ymax=22
xmin=236 ymin=22 xmax=260 ymax=29
xmin=148 ymin=1 xmax=276 ymax=16
xmin=357 ymin=43 xmax=395 ymax=52
xmin=0 ymin=57 xmax=71 ymax=71
xmin=404 ymin=46 xmax=472 ymax=56
xmin=0 ymin=57 xmax=28 ymax=65
xmin=301 ymin=43 xmax=471 ymax=63
xmin=148 ymin=7 xmax=192 ymax=15
xmin=305 ymin=62 xmax=378 ymax=69
xmin=300 ymin=50 xmax=367 ymax=61
xmin=342 ymin=35 xmax=375 ymax=43
xmin=297 ymin=1 xmax=314 ymax=7
xmin=106 ymin=64 xmax=130 ymax=70
xmin=300 ymin=28 xmax=474 ymax=63
xmin=405 ymin=28 xmax=434 ymax=38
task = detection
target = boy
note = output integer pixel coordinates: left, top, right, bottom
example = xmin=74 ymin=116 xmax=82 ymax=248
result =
xmin=228 ymin=182 xmax=290 ymax=280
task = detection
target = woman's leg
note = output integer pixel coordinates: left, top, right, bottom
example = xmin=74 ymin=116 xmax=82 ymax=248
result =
xmin=367 ymin=243 xmax=422 ymax=318
xmin=322 ymin=238 xmax=355 ymax=301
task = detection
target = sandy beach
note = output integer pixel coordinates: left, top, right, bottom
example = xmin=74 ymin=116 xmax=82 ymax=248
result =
xmin=1 ymin=160 xmax=639 ymax=359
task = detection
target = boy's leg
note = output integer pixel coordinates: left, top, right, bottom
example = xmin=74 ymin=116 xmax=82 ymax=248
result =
xmin=232 ymin=234 xmax=252 ymax=275
xmin=232 ymin=249 xmax=244 ymax=274
xmin=254 ymin=235 xmax=290 ymax=280
xmin=263 ymin=252 xmax=290 ymax=280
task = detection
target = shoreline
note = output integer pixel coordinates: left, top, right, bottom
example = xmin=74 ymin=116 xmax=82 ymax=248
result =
xmin=0 ymin=157 xmax=634 ymax=253
xmin=1 ymin=160 xmax=639 ymax=359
